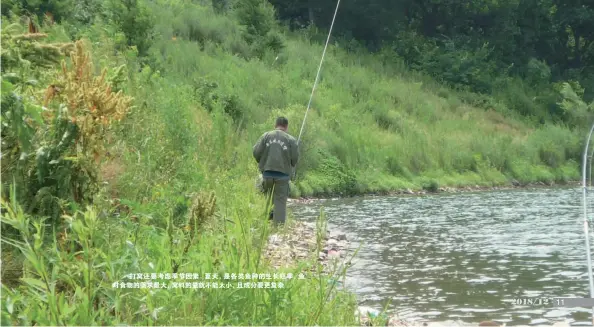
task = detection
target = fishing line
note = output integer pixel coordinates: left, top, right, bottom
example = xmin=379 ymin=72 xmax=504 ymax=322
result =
xmin=587 ymin=147 xmax=594 ymax=217
xmin=296 ymin=0 xmax=342 ymax=146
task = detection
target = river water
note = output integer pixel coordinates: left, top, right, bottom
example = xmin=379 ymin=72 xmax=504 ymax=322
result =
xmin=291 ymin=187 xmax=594 ymax=326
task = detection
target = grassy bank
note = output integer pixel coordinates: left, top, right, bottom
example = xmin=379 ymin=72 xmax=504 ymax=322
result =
xmin=0 ymin=0 xmax=589 ymax=325
xmin=141 ymin=1 xmax=583 ymax=198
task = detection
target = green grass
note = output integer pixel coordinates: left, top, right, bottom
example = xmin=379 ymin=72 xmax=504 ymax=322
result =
xmin=0 ymin=0 xmax=588 ymax=325
xmin=1 ymin=193 xmax=358 ymax=325
xmin=130 ymin=1 xmax=582 ymax=198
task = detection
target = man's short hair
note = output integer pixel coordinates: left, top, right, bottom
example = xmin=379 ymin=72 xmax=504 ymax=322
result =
xmin=275 ymin=116 xmax=289 ymax=127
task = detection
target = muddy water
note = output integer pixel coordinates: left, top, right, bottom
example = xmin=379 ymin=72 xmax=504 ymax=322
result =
xmin=291 ymin=187 xmax=594 ymax=326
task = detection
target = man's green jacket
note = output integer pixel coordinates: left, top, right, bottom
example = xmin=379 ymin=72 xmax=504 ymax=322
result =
xmin=253 ymin=129 xmax=299 ymax=177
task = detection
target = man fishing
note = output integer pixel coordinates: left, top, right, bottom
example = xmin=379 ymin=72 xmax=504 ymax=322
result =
xmin=253 ymin=116 xmax=299 ymax=225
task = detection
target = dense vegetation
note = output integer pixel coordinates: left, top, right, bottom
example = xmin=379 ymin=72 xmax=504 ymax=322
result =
xmin=271 ymin=0 xmax=594 ymax=123
xmin=1 ymin=0 xmax=593 ymax=325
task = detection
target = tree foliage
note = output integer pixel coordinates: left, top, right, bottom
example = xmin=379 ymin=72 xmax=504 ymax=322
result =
xmin=269 ymin=0 xmax=594 ymax=123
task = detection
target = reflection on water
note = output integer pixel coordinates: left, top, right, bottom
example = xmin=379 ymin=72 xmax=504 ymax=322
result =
xmin=291 ymin=187 xmax=593 ymax=326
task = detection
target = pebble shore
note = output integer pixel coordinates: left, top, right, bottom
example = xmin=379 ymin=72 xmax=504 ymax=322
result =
xmin=263 ymin=221 xmax=351 ymax=273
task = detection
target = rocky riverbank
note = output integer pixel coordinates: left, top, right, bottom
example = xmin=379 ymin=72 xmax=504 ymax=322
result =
xmin=289 ymin=180 xmax=580 ymax=203
xmin=263 ymin=220 xmax=351 ymax=273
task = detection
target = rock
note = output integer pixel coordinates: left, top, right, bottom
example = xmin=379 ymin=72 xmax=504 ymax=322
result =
xmin=405 ymin=189 xmax=414 ymax=194
xmin=337 ymin=240 xmax=348 ymax=248
xmin=327 ymin=239 xmax=338 ymax=246
xmin=478 ymin=322 xmax=500 ymax=326
xmin=336 ymin=233 xmax=347 ymax=241
xmin=328 ymin=249 xmax=340 ymax=258
xmin=386 ymin=316 xmax=411 ymax=326
xmin=268 ymin=234 xmax=281 ymax=244
xmin=263 ymin=220 xmax=353 ymax=275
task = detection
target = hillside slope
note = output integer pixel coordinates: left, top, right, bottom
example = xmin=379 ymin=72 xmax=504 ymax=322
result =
xmin=137 ymin=1 xmax=581 ymax=198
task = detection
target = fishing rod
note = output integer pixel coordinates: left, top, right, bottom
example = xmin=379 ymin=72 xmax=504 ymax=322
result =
xmin=580 ymin=121 xmax=594 ymax=326
xmin=291 ymin=0 xmax=341 ymax=180
xmin=296 ymin=0 xmax=342 ymax=146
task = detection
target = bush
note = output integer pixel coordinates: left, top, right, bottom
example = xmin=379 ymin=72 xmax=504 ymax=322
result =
xmin=234 ymin=0 xmax=285 ymax=58
xmin=192 ymin=78 xmax=243 ymax=122
xmin=421 ymin=178 xmax=440 ymax=192
xmin=386 ymin=154 xmax=413 ymax=179
xmin=302 ymin=150 xmax=358 ymax=196
xmin=101 ymin=0 xmax=154 ymax=56
xmin=1 ymin=30 xmax=132 ymax=222
xmin=557 ymin=81 xmax=594 ymax=128
xmin=525 ymin=58 xmax=551 ymax=86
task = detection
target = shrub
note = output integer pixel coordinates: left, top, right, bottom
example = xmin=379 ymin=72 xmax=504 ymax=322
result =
xmin=1 ymin=30 xmax=132 ymax=222
xmin=234 ymin=0 xmax=285 ymax=58
xmin=101 ymin=0 xmax=154 ymax=57
xmin=421 ymin=179 xmax=440 ymax=192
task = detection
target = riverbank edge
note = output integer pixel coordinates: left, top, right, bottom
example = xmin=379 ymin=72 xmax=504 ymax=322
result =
xmin=289 ymin=179 xmax=582 ymax=202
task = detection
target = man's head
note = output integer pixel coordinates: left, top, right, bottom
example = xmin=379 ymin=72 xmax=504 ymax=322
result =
xmin=275 ymin=116 xmax=289 ymax=131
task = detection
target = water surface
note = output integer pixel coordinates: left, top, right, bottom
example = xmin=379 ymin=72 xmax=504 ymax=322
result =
xmin=291 ymin=187 xmax=594 ymax=325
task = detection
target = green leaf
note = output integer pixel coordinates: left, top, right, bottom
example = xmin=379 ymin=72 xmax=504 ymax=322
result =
xmin=5 ymin=296 xmax=13 ymax=314
xmin=1 ymin=79 xmax=15 ymax=94
xmin=25 ymin=79 xmax=38 ymax=86
xmin=24 ymin=103 xmax=44 ymax=124
xmin=21 ymin=278 xmax=47 ymax=293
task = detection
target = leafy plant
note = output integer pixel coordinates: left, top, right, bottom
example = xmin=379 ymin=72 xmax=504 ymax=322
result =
xmin=101 ymin=0 xmax=155 ymax=56
xmin=169 ymin=192 xmax=217 ymax=273
xmin=1 ymin=23 xmax=132 ymax=222
xmin=234 ymin=0 xmax=285 ymax=58
xmin=557 ymin=81 xmax=594 ymax=127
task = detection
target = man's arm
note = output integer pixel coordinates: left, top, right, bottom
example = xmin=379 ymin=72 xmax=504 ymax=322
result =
xmin=291 ymin=139 xmax=299 ymax=167
xmin=253 ymin=133 xmax=267 ymax=163
xmin=290 ymin=139 xmax=299 ymax=180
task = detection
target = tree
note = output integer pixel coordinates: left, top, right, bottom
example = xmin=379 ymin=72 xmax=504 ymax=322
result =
xmin=101 ymin=0 xmax=155 ymax=57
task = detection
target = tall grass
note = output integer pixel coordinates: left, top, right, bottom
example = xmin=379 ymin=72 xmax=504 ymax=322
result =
xmin=134 ymin=1 xmax=583 ymax=197
xmin=1 ymin=193 xmax=358 ymax=325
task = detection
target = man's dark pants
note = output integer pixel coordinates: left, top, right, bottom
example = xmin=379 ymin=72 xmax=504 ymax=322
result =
xmin=261 ymin=171 xmax=290 ymax=224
